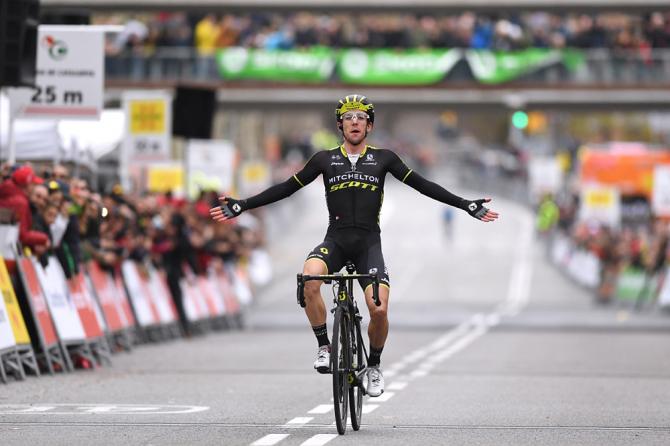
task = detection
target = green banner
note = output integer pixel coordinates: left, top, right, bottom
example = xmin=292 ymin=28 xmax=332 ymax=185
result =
xmin=465 ymin=49 xmax=582 ymax=84
xmin=337 ymin=49 xmax=461 ymax=85
xmin=216 ymin=47 xmax=335 ymax=82
xmin=615 ymin=267 xmax=656 ymax=301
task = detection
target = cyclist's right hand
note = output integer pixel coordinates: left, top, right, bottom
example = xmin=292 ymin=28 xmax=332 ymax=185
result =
xmin=210 ymin=196 xmax=246 ymax=222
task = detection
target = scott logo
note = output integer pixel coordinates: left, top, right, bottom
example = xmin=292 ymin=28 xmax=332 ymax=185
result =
xmin=468 ymin=203 xmax=477 ymax=212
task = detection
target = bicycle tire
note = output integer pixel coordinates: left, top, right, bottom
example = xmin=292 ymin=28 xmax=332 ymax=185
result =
xmin=331 ymin=306 xmax=349 ymax=435
xmin=349 ymin=315 xmax=365 ymax=431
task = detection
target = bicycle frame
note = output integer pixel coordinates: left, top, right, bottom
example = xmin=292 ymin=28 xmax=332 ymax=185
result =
xmin=297 ymin=264 xmax=379 ymax=375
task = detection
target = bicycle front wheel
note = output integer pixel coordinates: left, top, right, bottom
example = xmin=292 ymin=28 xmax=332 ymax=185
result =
xmin=349 ymin=315 xmax=365 ymax=431
xmin=331 ymin=306 xmax=349 ymax=435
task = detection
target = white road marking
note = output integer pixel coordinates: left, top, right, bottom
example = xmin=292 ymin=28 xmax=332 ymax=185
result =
xmin=307 ymin=405 xmax=333 ymax=414
xmin=251 ymin=434 xmax=290 ymax=446
xmin=362 ymin=404 xmax=379 ymax=414
xmin=0 ymin=404 xmax=210 ymax=415
xmin=387 ymin=381 xmax=408 ymax=390
xmin=300 ymin=434 xmax=339 ymax=446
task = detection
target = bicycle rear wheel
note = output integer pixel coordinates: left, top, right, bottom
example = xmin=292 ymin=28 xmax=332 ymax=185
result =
xmin=349 ymin=316 xmax=365 ymax=431
xmin=331 ymin=306 xmax=349 ymax=435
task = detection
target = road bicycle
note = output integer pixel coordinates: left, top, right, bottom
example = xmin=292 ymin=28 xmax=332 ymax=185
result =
xmin=297 ymin=261 xmax=380 ymax=435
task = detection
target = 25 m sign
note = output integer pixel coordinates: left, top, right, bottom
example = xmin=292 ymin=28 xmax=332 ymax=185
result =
xmin=11 ymin=26 xmax=104 ymax=120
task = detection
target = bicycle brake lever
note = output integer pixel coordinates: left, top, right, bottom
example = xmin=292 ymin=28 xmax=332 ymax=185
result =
xmin=297 ymin=274 xmax=306 ymax=308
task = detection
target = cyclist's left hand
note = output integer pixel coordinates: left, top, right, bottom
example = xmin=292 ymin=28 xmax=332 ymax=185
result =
xmin=463 ymin=198 xmax=499 ymax=222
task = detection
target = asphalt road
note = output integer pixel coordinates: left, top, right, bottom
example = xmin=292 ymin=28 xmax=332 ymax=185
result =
xmin=1 ymin=172 xmax=669 ymax=446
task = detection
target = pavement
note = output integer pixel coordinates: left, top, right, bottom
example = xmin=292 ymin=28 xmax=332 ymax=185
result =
xmin=0 ymin=170 xmax=668 ymax=446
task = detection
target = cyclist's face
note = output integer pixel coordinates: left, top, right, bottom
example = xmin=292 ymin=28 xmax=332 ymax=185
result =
xmin=341 ymin=111 xmax=371 ymax=145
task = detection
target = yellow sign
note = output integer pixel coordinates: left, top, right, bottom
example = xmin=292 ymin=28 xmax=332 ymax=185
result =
xmin=242 ymin=162 xmax=269 ymax=183
xmin=585 ymin=189 xmax=614 ymax=207
xmin=129 ymin=99 xmax=166 ymax=135
xmin=0 ymin=258 xmax=31 ymax=345
xmin=147 ymin=165 xmax=183 ymax=193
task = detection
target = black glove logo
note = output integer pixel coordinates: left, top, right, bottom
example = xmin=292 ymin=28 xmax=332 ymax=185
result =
xmin=232 ymin=203 xmax=241 ymax=213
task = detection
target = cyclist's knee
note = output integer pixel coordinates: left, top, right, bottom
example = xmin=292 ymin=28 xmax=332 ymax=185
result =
xmin=304 ymin=280 xmax=322 ymax=300
xmin=369 ymin=305 xmax=387 ymax=322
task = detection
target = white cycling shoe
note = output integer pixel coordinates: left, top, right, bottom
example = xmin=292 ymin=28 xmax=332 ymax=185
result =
xmin=366 ymin=366 xmax=385 ymax=397
xmin=313 ymin=345 xmax=330 ymax=374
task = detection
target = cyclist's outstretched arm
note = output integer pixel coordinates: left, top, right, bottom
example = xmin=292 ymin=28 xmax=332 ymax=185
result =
xmin=387 ymin=151 xmax=499 ymax=222
xmin=210 ymin=152 xmax=324 ymax=222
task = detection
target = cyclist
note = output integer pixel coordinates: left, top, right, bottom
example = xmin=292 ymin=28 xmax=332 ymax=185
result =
xmin=210 ymin=94 xmax=499 ymax=397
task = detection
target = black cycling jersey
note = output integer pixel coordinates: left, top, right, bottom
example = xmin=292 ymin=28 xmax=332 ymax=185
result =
xmin=243 ymin=144 xmax=469 ymax=233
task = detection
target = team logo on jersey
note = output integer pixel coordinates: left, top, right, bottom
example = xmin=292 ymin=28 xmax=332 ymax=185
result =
xmin=369 ymin=267 xmax=378 ymax=274
xmin=330 ymin=162 xmax=345 ymax=166
xmin=366 ymin=154 xmax=374 ymax=161
xmin=320 ymin=247 xmax=329 ymax=255
xmin=332 ymin=154 xmax=341 ymax=160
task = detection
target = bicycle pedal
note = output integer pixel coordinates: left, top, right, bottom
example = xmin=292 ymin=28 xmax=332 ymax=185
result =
xmin=315 ymin=366 xmax=331 ymax=375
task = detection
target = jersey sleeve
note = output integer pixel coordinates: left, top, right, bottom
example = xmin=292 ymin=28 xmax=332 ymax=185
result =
xmin=244 ymin=151 xmax=324 ymax=210
xmin=385 ymin=150 xmax=467 ymax=210
xmin=385 ymin=150 xmax=414 ymax=184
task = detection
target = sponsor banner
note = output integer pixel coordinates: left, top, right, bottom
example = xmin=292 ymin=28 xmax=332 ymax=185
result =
xmin=0 ymin=225 xmax=19 ymax=260
xmin=214 ymin=269 xmax=240 ymax=314
xmin=217 ymin=47 xmax=335 ymax=82
xmin=121 ymin=261 xmax=158 ymax=328
xmin=123 ymin=91 xmax=172 ymax=164
xmin=198 ymin=276 xmax=226 ymax=317
xmin=465 ymin=49 xmax=573 ymax=84
xmin=146 ymin=265 xmax=178 ymax=324
xmin=0 ymin=280 xmax=15 ymax=350
xmin=113 ymin=268 xmax=136 ymax=328
xmin=338 ymin=49 xmax=461 ymax=85
xmin=232 ymin=264 xmax=253 ymax=306
xmin=67 ymin=272 xmax=104 ymax=339
xmin=579 ymin=185 xmax=621 ymax=228
xmin=39 ymin=258 xmax=86 ymax=342
xmin=147 ymin=163 xmax=184 ymax=194
xmin=579 ymin=147 xmax=670 ymax=198
xmin=180 ymin=266 xmax=210 ymax=322
xmin=658 ymin=267 xmax=670 ymax=308
xmin=187 ymin=139 xmax=237 ymax=198
xmin=86 ymin=262 xmax=124 ymax=332
xmin=238 ymin=161 xmax=272 ymax=197
xmin=8 ymin=25 xmax=104 ymax=120
xmin=528 ymin=156 xmax=563 ymax=202
xmin=652 ymin=165 xmax=670 ymax=217
xmin=17 ymin=258 xmax=59 ymax=346
xmin=615 ymin=267 xmax=656 ymax=301
xmin=0 ymin=257 xmax=31 ymax=345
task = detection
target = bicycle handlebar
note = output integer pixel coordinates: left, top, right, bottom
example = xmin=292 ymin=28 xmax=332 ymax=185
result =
xmin=296 ymin=272 xmax=381 ymax=307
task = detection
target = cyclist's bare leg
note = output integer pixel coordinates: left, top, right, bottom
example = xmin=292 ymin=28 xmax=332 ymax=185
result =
xmin=302 ymin=258 xmax=328 ymax=326
xmin=364 ymin=285 xmax=390 ymax=349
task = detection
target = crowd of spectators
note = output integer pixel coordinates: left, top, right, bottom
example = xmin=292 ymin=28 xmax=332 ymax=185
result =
xmin=94 ymin=10 xmax=670 ymax=56
xmin=540 ymin=192 xmax=669 ymax=304
xmin=0 ymin=162 xmax=266 ymax=334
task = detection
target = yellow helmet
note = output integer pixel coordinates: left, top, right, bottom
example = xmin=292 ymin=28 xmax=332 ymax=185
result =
xmin=335 ymin=94 xmax=375 ymax=125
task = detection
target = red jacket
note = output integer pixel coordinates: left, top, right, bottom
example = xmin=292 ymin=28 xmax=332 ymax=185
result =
xmin=0 ymin=178 xmax=49 ymax=248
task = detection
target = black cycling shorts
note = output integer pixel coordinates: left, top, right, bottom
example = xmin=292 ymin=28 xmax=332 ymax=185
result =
xmin=306 ymin=228 xmax=390 ymax=291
